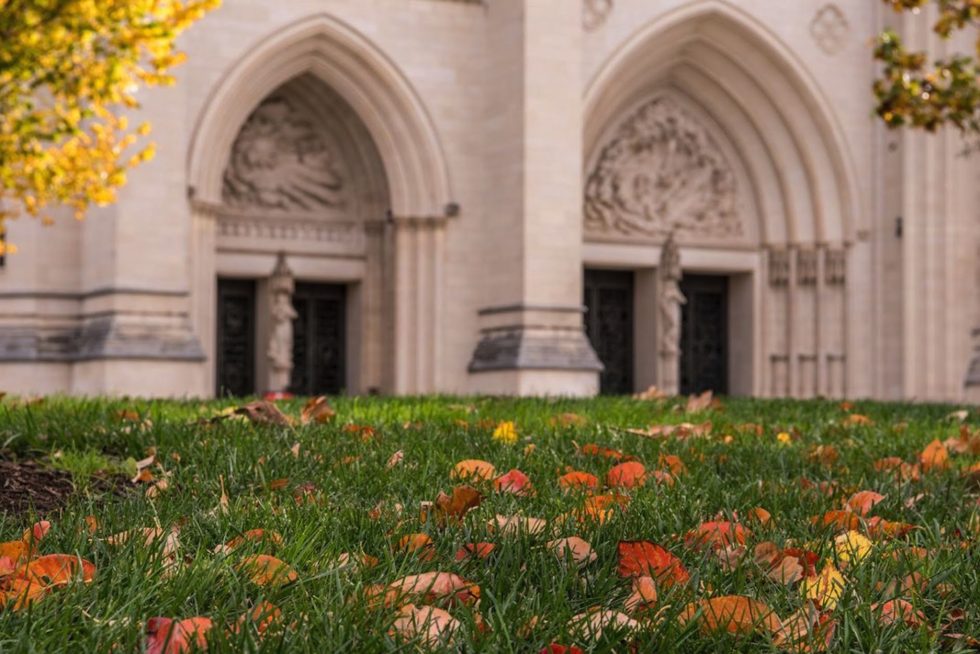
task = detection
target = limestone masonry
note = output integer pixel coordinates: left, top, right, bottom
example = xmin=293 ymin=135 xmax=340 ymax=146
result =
xmin=1 ymin=0 xmax=978 ymax=402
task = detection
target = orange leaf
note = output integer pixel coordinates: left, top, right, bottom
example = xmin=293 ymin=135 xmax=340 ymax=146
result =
xmin=558 ymin=471 xmax=599 ymax=491
xmin=685 ymin=521 xmax=749 ymax=550
xmin=454 ymin=542 xmax=495 ymax=562
xmin=658 ymin=454 xmax=687 ymax=476
xmin=811 ymin=510 xmax=861 ymax=532
xmin=748 ymin=507 xmax=772 ymax=526
xmin=580 ymin=443 xmax=623 ymax=460
xmin=606 ymin=462 xmax=646 ymax=489
xmin=16 ymin=554 xmax=96 ymax=587
xmin=451 ymin=459 xmax=497 ymax=481
xmin=872 ymin=599 xmax=925 ymax=627
xmin=223 ymin=529 xmax=284 ymax=552
xmin=494 ymin=469 xmax=532 ymax=496
xmin=391 ymin=604 xmax=460 ymax=647
xmin=919 ymin=439 xmax=949 ymax=472
xmin=234 ymin=601 xmax=282 ymax=637
xmin=1 ymin=576 xmax=49 ymax=611
xmin=617 ymin=540 xmax=689 ymax=586
xmin=624 ymin=576 xmax=659 ymax=615
xmin=431 ymin=486 xmax=483 ymax=524
xmin=846 ymin=491 xmax=886 ymax=517
xmin=300 ymin=396 xmax=335 ymax=424
xmin=380 ymin=572 xmax=480 ymax=608
xmin=866 ymin=516 xmax=916 ymax=539
xmin=547 ymin=537 xmax=597 ymax=566
xmin=145 ymin=616 xmax=214 ymax=654
xmin=236 ymin=554 xmax=297 ymax=587
xmin=680 ymin=595 xmax=783 ymax=635
xmin=397 ymin=533 xmax=436 ymax=561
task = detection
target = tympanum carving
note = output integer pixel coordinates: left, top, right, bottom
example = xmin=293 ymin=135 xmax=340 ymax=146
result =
xmin=223 ymin=96 xmax=347 ymax=212
xmin=585 ymin=97 xmax=742 ymax=240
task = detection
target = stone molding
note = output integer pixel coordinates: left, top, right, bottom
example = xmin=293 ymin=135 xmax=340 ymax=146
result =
xmin=796 ymin=249 xmax=818 ymax=286
xmin=583 ymin=0 xmax=614 ymax=31
xmin=468 ymin=326 xmax=603 ymax=373
xmin=768 ymin=250 xmax=790 ymax=287
xmin=811 ymin=4 xmax=849 ymax=56
xmin=216 ymin=215 xmax=364 ymax=248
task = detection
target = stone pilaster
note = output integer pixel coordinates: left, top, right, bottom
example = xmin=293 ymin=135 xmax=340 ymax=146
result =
xmin=467 ymin=0 xmax=601 ymax=395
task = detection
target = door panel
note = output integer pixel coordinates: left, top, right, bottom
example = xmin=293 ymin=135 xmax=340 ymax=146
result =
xmin=680 ymin=275 xmax=729 ymax=395
xmin=584 ymin=269 xmax=635 ymax=395
xmin=216 ymin=278 xmax=256 ymax=397
xmin=290 ymin=283 xmax=346 ymax=396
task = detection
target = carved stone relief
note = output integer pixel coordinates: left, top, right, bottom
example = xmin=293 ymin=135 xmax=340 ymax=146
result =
xmin=222 ymin=96 xmax=348 ymax=212
xmin=824 ymin=248 xmax=846 ymax=285
xmin=585 ymin=97 xmax=742 ymax=240
xmin=583 ymin=0 xmax=613 ymax=31
xmin=811 ymin=4 xmax=849 ymax=56
xmin=797 ymin=249 xmax=818 ymax=286
xmin=769 ymin=250 xmax=790 ymax=287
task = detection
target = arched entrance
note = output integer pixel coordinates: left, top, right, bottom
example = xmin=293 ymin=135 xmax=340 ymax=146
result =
xmin=581 ymin=2 xmax=867 ymax=398
xmin=187 ymin=15 xmax=453 ymax=396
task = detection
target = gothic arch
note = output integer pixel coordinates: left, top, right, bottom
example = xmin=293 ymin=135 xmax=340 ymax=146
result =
xmin=583 ymin=0 xmax=863 ymax=246
xmin=187 ymin=13 xmax=453 ymax=219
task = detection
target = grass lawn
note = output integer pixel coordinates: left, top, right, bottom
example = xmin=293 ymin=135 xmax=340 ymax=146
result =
xmin=1 ymin=395 xmax=979 ymax=652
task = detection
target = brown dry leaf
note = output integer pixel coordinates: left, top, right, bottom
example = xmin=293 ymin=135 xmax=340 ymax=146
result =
xmin=146 ymin=478 xmax=169 ymax=499
xmin=844 ymin=413 xmax=873 ymax=426
xmin=872 ymin=599 xmax=925 ymax=627
xmin=289 ymin=442 xmax=301 ymax=459
xmin=300 ymin=396 xmax=335 ymax=424
xmin=569 ymin=608 xmax=640 ymax=640
xmin=811 ymin=510 xmax=861 ymax=532
xmin=236 ymin=400 xmax=292 ymax=427
xmin=775 ymin=602 xmax=836 ymax=653
xmin=866 ymin=517 xmax=915 ymax=539
xmin=767 ymin=555 xmax=804 ymax=585
xmin=451 ymin=459 xmax=497 ymax=481
xmin=397 ymin=533 xmax=436 ymax=561
xmin=633 ymin=385 xmax=667 ymax=401
xmin=219 ymin=529 xmax=283 ymax=554
xmin=680 ymin=595 xmax=783 ymax=636
xmin=748 ymin=507 xmax=772 ymax=526
xmin=430 ymin=486 xmax=483 ymax=525
xmin=550 ymin=413 xmax=588 ymax=428
xmin=626 ymin=421 xmax=713 ymax=440
xmin=386 ymin=450 xmax=405 ymax=469
xmin=846 ymin=490 xmax=886 ymax=517
xmin=130 ymin=455 xmax=155 ymax=483
xmin=489 ymin=514 xmax=547 ymax=537
xmin=236 ymin=554 xmax=298 ymax=587
xmin=685 ymin=390 xmax=716 ymax=413
xmin=547 ymin=537 xmax=597 ymax=567
xmin=919 ymin=439 xmax=949 ymax=472
xmin=624 ymin=576 xmax=659 ymax=614
xmin=391 ymin=604 xmax=460 ymax=648
xmin=606 ymin=461 xmax=645 ymax=489
xmin=874 ymin=457 xmax=920 ymax=481
xmin=84 ymin=515 xmax=99 ymax=535
xmin=808 ymin=445 xmax=840 ymax=466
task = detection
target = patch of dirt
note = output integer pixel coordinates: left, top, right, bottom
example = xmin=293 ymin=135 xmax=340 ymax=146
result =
xmin=0 ymin=460 xmax=134 ymax=518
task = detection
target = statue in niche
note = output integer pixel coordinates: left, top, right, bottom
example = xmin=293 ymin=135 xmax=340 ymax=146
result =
xmin=658 ymin=231 xmax=685 ymax=394
xmin=222 ymin=96 xmax=347 ymax=212
xmin=267 ymin=253 xmax=297 ymax=393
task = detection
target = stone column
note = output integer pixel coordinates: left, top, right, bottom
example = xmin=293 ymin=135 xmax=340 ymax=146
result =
xmin=467 ymin=0 xmax=601 ymax=395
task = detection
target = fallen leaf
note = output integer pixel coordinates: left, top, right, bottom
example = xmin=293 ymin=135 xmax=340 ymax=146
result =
xmin=551 ymin=413 xmax=588 ymax=428
xmin=539 ymin=645 xmax=585 ymax=654
xmin=386 ymin=450 xmax=404 ymax=469
xmin=846 ymin=491 xmax=886 ymax=517
xmin=812 ymin=510 xmax=861 ymax=532
xmin=624 ymin=576 xmax=658 ymax=614
xmin=680 ymin=595 xmax=783 ymax=635
xmin=685 ymin=521 xmax=749 ymax=550
xmin=454 ymin=542 xmax=495 ymax=562
xmin=802 ymin=564 xmax=845 ymax=610
xmin=289 ymin=442 xmax=301 ymax=459
xmin=493 ymin=469 xmax=532 ymax=496
xmin=607 ymin=461 xmax=646 ymax=489
xmin=233 ymin=601 xmax=282 ymax=637
xmin=633 ymin=385 xmax=667 ymax=401
xmin=558 ymin=471 xmax=599 ymax=491
xmin=451 ymin=459 xmax=497 ymax=481
xmin=919 ymin=439 xmax=949 ymax=472
xmin=580 ymin=443 xmax=624 ymax=460
xmin=617 ymin=540 xmax=689 ymax=586
xmin=767 ymin=555 xmax=804 ymax=585
xmin=220 ymin=529 xmax=283 ymax=553
xmin=391 ymin=604 xmax=460 ymax=648
xmin=834 ymin=530 xmax=872 ymax=565
xmin=547 ymin=537 xmax=596 ymax=566
xmin=397 ymin=533 xmax=436 ymax=561
xmin=378 ymin=572 xmax=480 ymax=608
xmin=16 ymin=554 xmax=96 ymax=587
xmin=235 ymin=401 xmax=292 ymax=426
xmin=489 ymin=514 xmax=547 ymax=536
xmin=569 ymin=608 xmax=640 ymax=640
xmin=145 ymin=616 xmax=214 ymax=654
xmin=872 ymin=599 xmax=925 ymax=627
xmin=492 ymin=421 xmax=518 ymax=444
xmin=236 ymin=554 xmax=298 ymax=587
xmin=300 ymin=396 xmax=335 ymax=424
xmin=429 ymin=486 xmax=483 ymax=525
xmin=685 ymin=390 xmax=716 ymax=413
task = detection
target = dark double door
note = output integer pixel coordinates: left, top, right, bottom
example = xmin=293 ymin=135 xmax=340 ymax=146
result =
xmin=584 ymin=269 xmax=729 ymax=396
xmin=216 ymin=279 xmax=346 ymax=397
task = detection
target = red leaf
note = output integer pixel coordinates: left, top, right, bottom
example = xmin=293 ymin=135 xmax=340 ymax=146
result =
xmin=145 ymin=617 xmax=214 ymax=654
xmin=617 ymin=540 xmax=689 ymax=586
xmin=685 ymin=521 xmax=749 ymax=550
xmin=607 ymin=462 xmax=646 ymax=489
xmin=493 ymin=469 xmax=532 ymax=496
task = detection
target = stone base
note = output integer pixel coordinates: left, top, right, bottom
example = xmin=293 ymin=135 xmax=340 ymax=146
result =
xmin=469 ymin=368 xmax=599 ymax=397
xmin=71 ymin=359 xmax=208 ymax=397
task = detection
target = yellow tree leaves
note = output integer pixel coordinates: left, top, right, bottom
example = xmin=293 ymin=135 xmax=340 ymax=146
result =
xmin=0 ymin=0 xmax=220 ymax=245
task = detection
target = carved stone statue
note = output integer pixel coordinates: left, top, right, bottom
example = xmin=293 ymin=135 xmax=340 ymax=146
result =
xmin=267 ymin=253 xmax=297 ymax=393
xmin=657 ymin=231 xmax=685 ymax=394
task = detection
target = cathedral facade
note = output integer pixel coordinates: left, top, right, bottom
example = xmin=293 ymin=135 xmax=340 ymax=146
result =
xmin=1 ymin=0 xmax=978 ymax=402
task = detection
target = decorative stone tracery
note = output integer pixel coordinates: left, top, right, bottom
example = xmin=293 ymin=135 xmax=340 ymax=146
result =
xmin=584 ymin=97 xmax=742 ymax=240
xmin=222 ymin=96 xmax=348 ymax=212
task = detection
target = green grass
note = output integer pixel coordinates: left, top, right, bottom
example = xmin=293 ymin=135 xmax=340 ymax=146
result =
xmin=0 ymin=395 xmax=978 ymax=652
